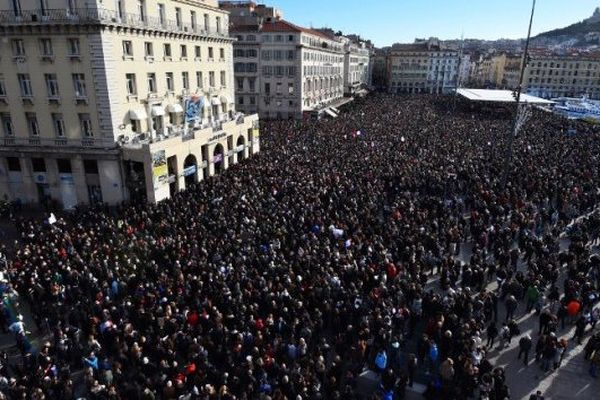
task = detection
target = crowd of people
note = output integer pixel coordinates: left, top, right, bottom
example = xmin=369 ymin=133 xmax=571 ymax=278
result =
xmin=0 ymin=94 xmax=599 ymax=399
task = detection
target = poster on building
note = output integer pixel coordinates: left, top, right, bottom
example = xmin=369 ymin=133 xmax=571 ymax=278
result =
xmin=252 ymin=128 xmax=260 ymax=138
xmin=152 ymin=150 xmax=168 ymax=186
xmin=184 ymin=95 xmax=204 ymax=123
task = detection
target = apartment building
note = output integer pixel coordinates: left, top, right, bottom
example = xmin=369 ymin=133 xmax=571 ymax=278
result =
xmin=0 ymin=0 xmax=259 ymax=207
xmin=341 ymin=37 xmax=371 ymax=96
xmin=523 ymin=52 xmax=600 ymax=99
xmin=473 ymin=52 xmax=522 ymax=89
xmin=388 ymin=39 xmax=459 ymax=94
xmin=223 ymin=1 xmax=347 ymax=119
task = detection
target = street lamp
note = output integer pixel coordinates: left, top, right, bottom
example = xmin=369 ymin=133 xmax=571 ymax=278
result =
xmin=501 ymin=0 xmax=536 ymax=189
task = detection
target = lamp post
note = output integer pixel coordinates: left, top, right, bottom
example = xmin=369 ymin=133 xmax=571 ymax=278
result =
xmin=501 ymin=0 xmax=536 ymax=189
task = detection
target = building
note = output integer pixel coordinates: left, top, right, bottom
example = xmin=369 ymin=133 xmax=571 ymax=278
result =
xmin=341 ymin=36 xmax=371 ymax=96
xmin=388 ymin=39 xmax=460 ymax=94
xmin=371 ymin=48 xmax=389 ymax=90
xmin=222 ymin=1 xmax=347 ymax=119
xmin=523 ymin=52 xmax=600 ymax=99
xmin=472 ymin=52 xmax=522 ymax=89
xmin=0 ymin=0 xmax=259 ymax=208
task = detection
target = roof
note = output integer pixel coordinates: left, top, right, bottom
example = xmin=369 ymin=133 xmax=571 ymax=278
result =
xmin=231 ymin=19 xmax=338 ymax=41
xmin=456 ymin=88 xmax=555 ymax=105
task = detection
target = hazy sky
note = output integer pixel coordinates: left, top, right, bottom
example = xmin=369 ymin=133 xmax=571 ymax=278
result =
xmin=263 ymin=0 xmax=600 ymax=47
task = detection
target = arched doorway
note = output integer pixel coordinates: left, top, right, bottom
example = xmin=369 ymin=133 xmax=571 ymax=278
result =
xmin=213 ymin=143 xmax=224 ymax=174
xmin=183 ymin=154 xmax=198 ymax=189
xmin=236 ymin=135 xmax=246 ymax=161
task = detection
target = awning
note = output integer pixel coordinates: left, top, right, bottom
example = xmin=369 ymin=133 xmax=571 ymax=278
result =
xmin=211 ymin=97 xmax=220 ymax=106
xmin=220 ymin=95 xmax=230 ymax=104
xmin=151 ymin=106 xmax=166 ymax=116
xmin=324 ymin=109 xmax=338 ymax=118
xmin=129 ymin=109 xmax=147 ymax=120
xmin=166 ymin=104 xmax=184 ymax=113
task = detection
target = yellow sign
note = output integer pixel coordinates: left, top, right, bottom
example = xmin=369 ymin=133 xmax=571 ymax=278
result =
xmin=252 ymin=128 xmax=259 ymax=137
xmin=152 ymin=150 xmax=168 ymax=186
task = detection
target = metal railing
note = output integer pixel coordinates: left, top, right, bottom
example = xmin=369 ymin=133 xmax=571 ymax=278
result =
xmin=0 ymin=8 xmax=229 ymax=38
xmin=2 ymin=136 xmax=115 ymax=148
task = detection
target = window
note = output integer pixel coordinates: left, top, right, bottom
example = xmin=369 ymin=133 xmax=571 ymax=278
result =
xmin=275 ymin=35 xmax=283 ymax=42
xmin=276 ymin=82 xmax=282 ymax=94
xmin=250 ymin=96 xmax=256 ymax=105
xmin=31 ymin=158 xmax=46 ymax=173
xmin=216 ymin=16 xmax=221 ymax=33
xmin=180 ymin=45 xmax=187 ymax=59
xmin=288 ymin=35 xmax=294 ymax=42
xmin=204 ymin=13 xmax=209 ymax=31
xmin=237 ymin=78 xmax=244 ymax=90
xmin=246 ymin=63 xmax=257 ymax=73
xmin=209 ymin=71 xmax=215 ymax=87
xmin=147 ymin=73 xmax=156 ymax=93
xmin=195 ymin=46 xmax=201 ymax=59
xmin=263 ymin=66 xmax=273 ymax=76
xmin=234 ymin=63 xmax=245 ymax=73
xmin=265 ymin=82 xmax=271 ymax=94
xmin=122 ymin=40 xmax=133 ymax=58
xmin=79 ymin=113 xmax=93 ymax=137
xmin=39 ymin=38 xmax=53 ymax=56
xmin=11 ymin=0 xmax=21 ymax=16
xmin=288 ymin=82 xmax=294 ymax=94
xmin=238 ymin=96 xmax=244 ymax=105
xmin=0 ymin=76 xmax=5 ymax=97
xmin=288 ymin=66 xmax=296 ymax=77
xmin=208 ymin=47 xmax=214 ymax=59
xmin=234 ymin=49 xmax=244 ymax=57
xmin=247 ymin=49 xmax=257 ymax=58
xmin=18 ymin=74 xmax=33 ymax=97
xmin=182 ymin=72 xmax=189 ymax=90
xmin=45 ymin=74 xmax=59 ymax=98
xmin=83 ymin=159 xmax=99 ymax=174
xmin=196 ymin=71 xmax=203 ymax=88
xmin=1 ymin=113 xmax=14 ymax=136
xmin=137 ymin=0 xmax=146 ymax=22
xmin=163 ymin=43 xmax=171 ymax=58
xmin=6 ymin=157 xmax=20 ymax=171
xmin=287 ymin=50 xmax=295 ymax=60
xmin=248 ymin=78 xmax=256 ymax=92
xmin=72 ymin=74 xmax=87 ymax=98
xmin=126 ymin=73 xmax=137 ymax=95
xmin=261 ymin=50 xmax=271 ymax=60
xmin=175 ymin=7 xmax=182 ymax=28
xmin=247 ymin=35 xmax=256 ymax=41
xmin=12 ymin=39 xmax=25 ymax=56
xmin=166 ymin=72 xmax=174 ymax=91
xmin=67 ymin=38 xmax=80 ymax=56
xmin=26 ymin=113 xmax=40 ymax=136
xmin=220 ymin=48 xmax=225 ymax=59
xmin=57 ymin=159 xmax=72 ymax=174
xmin=157 ymin=3 xmax=166 ymax=26
xmin=144 ymin=42 xmax=153 ymax=58
xmin=220 ymin=71 xmax=226 ymax=87
xmin=52 ymin=113 xmax=65 ymax=137
xmin=274 ymin=50 xmax=282 ymax=61
xmin=190 ymin=10 xmax=197 ymax=30
xmin=275 ymin=66 xmax=284 ymax=76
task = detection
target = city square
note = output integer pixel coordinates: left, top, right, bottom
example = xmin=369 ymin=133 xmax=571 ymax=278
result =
xmin=0 ymin=1 xmax=600 ymax=399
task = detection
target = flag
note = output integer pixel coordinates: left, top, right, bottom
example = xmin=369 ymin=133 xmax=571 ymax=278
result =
xmin=345 ymin=239 xmax=352 ymax=248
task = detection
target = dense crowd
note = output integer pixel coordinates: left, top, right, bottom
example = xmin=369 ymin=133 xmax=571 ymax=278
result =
xmin=1 ymin=94 xmax=600 ymax=400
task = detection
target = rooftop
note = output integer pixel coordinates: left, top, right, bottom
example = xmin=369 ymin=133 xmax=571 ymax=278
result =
xmin=456 ymin=88 xmax=555 ymax=105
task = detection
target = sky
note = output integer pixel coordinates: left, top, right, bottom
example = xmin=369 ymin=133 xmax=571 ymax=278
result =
xmin=263 ymin=0 xmax=600 ymax=47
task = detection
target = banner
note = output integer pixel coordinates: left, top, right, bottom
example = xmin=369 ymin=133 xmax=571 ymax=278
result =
xmin=152 ymin=150 xmax=168 ymax=186
xmin=184 ymin=95 xmax=204 ymax=123
xmin=213 ymin=154 xmax=223 ymax=163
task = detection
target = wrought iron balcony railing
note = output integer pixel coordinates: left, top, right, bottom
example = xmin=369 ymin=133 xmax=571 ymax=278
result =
xmin=0 ymin=8 xmax=229 ymax=39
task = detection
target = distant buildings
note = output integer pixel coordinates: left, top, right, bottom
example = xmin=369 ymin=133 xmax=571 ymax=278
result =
xmin=222 ymin=1 xmax=371 ymax=119
xmin=387 ymin=38 xmax=463 ymax=94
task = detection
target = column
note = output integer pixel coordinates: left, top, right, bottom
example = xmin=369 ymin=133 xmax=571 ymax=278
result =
xmin=71 ymin=156 xmax=89 ymax=205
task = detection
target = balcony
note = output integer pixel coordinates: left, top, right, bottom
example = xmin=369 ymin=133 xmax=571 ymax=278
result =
xmin=0 ymin=9 xmax=230 ymax=40
xmin=0 ymin=136 xmax=115 ymax=148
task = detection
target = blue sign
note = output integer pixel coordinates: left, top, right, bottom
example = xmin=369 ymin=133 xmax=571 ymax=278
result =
xmin=184 ymin=95 xmax=204 ymax=123
xmin=183 ymin=165 xmax=197 ymax=176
